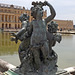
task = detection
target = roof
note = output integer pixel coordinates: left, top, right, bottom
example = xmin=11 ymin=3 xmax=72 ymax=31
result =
xmin=0 ymin=3 xmax=25 ymax=10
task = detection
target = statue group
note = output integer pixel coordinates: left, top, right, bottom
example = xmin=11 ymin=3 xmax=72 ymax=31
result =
xmin=11 ymin=1 xmax=61 ymax=75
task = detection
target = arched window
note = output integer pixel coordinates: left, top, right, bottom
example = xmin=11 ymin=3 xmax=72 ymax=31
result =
xmin=2 ymin=23 xmax=4 ymax=28
xmin=18 ymin=24 xmax=20 ymax=28
xmin=15 ymin=24 xmax=17 ymax=29
xmin=9 ymin=24 xmax=11 ymax=28
xmin=5 ymin=24 xmax=8 ymax=29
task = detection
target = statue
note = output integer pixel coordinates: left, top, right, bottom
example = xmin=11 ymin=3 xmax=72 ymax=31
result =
xmin=11 ymin=1 xmax=62 ymax=75
xmin=11 ymin=13 xmax=31 ymax=62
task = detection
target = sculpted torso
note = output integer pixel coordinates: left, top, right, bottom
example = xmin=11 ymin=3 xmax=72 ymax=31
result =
xmin=31 ymin=20 xmax=47 ymax=44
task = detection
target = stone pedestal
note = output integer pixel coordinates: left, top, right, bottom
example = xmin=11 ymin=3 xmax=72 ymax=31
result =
xmin=12 ymin=54 xmax=58 ymax=75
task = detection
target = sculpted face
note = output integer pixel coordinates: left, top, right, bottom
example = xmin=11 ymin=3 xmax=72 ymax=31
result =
xmin=31 ymin=6 xmax=43 ymax=19
xmin=36 ymin=7 xmax=43 ymax=18
xmin=19 ymin=13 xmax=29 ymax=22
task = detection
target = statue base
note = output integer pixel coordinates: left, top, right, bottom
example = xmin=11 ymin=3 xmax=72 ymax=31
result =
xmin=11 ymin=57 xmax=58 ymax=75
xmin=4 ymin=68 xmax=70 ymax=75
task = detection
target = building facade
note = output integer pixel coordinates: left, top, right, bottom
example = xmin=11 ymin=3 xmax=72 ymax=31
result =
xmin=54 ymin=20 xmax=73 ymax=31
xmin=0 ymin=3 xmax=47 ymax=31
xmin=0 ymin=3 xmax=73 ymax=31
xmin=0 ymin=3 xmax=24 ymax=31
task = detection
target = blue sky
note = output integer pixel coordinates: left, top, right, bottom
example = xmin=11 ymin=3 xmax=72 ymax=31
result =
xmin=0 ymin=0 xmax=75 ymax=24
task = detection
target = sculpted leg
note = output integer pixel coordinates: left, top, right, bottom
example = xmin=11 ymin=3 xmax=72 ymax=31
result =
xmin=41 ymin=42 xmax=50 ymax=61
xmin=31 ymin=47 xmax=41 ymax=70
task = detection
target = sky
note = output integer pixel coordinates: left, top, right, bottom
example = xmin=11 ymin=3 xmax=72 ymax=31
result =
xmin=0 ymin=0 xmax=75 ymax=25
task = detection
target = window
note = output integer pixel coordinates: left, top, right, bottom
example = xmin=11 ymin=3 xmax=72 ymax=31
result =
xmin=2 ymin=23 xmax=4 ymax=28
xmin=5 ymin=24 xmax=8 ymax=28
xmin=9 ymin=24 xmax=11 ymax=28
xmin=18 ymin=24 xmax=20 ymax=28
xmin=15 ymin=24 xmax=17 ymax=29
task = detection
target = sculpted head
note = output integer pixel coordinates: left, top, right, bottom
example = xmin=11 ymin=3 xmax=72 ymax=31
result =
xmin=19 ymin=13 xmax=29 ymax=22
xmin=31 ymin=1 xmax=44 ymax=19
xmin=48 ymin=21 xmax=58 ymax=33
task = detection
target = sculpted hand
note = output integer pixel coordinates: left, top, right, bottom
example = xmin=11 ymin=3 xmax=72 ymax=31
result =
xmin=44 ymin=1 xmax=51 ymax=6
xmin=11 ymin=33 xmax=17 ymax=37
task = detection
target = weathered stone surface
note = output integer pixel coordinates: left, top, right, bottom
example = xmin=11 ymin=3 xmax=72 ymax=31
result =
xmin=11 ymin=1 xmax=62 ymax=75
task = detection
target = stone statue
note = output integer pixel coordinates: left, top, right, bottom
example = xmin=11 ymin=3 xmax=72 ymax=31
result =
xmin=29 ymin=1 xmax=56 ymax=70
xmin=11 ymin=1 xmax=62 ymax=75
xmin=46 ymin=21 xmax=61 ymax=57
xmin=11 ymin=13 xmax=31 ymax=62
xmin=11 ymin=13 xmax=30 ymax=42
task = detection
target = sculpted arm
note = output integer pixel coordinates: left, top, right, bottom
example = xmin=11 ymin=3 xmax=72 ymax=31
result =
xmin=15 ymin=21 xmax=28 ymax=37
xmin=11 ymin=21 xmax=28 ymax=43
xmin=28 ymin=22 xmax=33 ymax=36
xmin=44 ymin=1 xmax=56 ymax=24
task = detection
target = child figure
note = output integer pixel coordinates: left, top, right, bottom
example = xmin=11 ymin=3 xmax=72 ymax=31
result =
xmin=11 ymin=13 xmax=30 ymax=43
xmin=29 ymin=1 xmax=56 ymax=70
